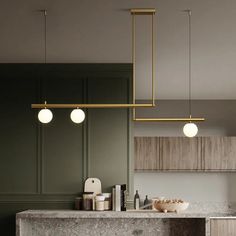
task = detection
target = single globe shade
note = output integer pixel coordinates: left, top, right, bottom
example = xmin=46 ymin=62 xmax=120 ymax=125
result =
xmin=38 ymin=108 xmax=53 ymax=124
xmin=70 ymin=109 xmax=85 ymax=123
xmin=183 ymin=122 xmax=198 ymax=137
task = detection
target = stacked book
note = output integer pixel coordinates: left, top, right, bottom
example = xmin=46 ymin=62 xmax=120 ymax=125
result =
xmin=112 ymin=184 xmax=126 ymax=211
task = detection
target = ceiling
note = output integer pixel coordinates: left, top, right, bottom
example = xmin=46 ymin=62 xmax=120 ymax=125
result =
xmin=0 ymin=0 xmax=236 ymax=99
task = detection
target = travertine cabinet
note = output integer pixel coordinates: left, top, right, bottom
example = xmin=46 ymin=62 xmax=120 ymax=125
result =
xmin=134 ymin=137 xmax=236 ymax=171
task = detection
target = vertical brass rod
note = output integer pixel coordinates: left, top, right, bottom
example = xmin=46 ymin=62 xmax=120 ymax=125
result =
xmin=132 ymin=13 xmax=136 ymax=120
xmin=188 ymin=10 xmax=192 ymax=120
xmin=44 ymin=10 xmax=47 ymax=64
xmin=132 ymin=10 xmax=156 ymax=120
xmin=151 ymin=13 xmax=155 ymax=106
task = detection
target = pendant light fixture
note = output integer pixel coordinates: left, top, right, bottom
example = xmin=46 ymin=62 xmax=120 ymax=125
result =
xmin=38 ymin=10 xmax=53 ymax=124
xmin=70 ymin=108 xmax=85 ymax=124
xmin=37 ymin=10 xmax=86 ymax=124
xmin=38 ymin=101 xmax=53 ymax=124
xmin=131 ymin=8 xmax=204 ymax=136
xmin=32 ymin=9 xmax=156 ymax=118
xmin=33 ymin=8 xmax=203 ymax=128
xmin=182 ymin=9 xmax=198 ymax=137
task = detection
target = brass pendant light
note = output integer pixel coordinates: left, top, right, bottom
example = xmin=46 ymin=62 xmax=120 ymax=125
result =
xmin=132 ymin=9 xmax=205 ymax=131
xmin=37 ymin=10 xmax=53 ymax=124
xmin=31 ymin=13 xmax=156 ymax=111
xmin=32 ymin=9 xmax=156 ymax=124
xmin=33 ymin=8 xmax=204 ymax=129
xmin=182 ymin=10 xmax=199 ymax=137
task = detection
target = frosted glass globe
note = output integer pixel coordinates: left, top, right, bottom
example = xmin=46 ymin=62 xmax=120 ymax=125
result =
xmin=38 ymin=108 xmax=53 ymax=124
xmin=70 ymin=109 xmax=85 ymax=123
xmin=183 ymin=123 xmax=198 ymax=137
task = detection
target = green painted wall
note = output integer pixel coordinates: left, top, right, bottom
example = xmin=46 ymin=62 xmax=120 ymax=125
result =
xmin=0 ymin=63 xmax=132 ymax=235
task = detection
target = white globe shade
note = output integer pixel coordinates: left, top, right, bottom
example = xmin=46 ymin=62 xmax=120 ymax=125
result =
xmin=38 ymin=108 xmax=53 ymax=124
xmin=183 ymin=123 xmax=198 ymax=137
xmin=70 ymin=109 xmax=85 ymax=123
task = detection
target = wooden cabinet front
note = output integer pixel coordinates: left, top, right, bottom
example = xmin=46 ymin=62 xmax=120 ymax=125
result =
xmin=134 ymin=136 xmax=236 ymax=172
xmin=134 ymin=137 xmax=159 ymax=170
xmin=160 ymin=137 xmax=201 ymax=170
xmin=211 ymin=219 xmax=236 ymax=236
xmin=203 ymin=137 xmax=236 ymax=170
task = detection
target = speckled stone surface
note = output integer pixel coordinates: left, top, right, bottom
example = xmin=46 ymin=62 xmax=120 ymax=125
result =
xmin=17 ymin=217 xmax=205 ymax=236
xmin=16 ymin=209 xmax=236 ymax=236
xmin=186 ymin=201 xmax=234 ymax=213
xmin=16 ymin=209 xmax=236 ymax=219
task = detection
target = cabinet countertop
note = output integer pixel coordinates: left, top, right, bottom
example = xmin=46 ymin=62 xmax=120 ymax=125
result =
xmin=16 ymin=209 xmax=236 ymax=219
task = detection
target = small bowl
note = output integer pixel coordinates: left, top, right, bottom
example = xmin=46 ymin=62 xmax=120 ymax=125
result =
xmin=153 ymin=201 xmax=189 ymax=213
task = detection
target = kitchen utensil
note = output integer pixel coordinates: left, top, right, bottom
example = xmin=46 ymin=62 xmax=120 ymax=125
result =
xmin=84 ymin=178 xmax=102 ymax=194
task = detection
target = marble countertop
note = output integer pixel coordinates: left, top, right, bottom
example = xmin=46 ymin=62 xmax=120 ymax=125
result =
xmin=16 ymin=210 xmax=236 ymax=219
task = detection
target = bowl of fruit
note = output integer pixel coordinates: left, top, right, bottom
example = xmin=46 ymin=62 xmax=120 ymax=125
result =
xmin=153 ymin=199 xmax=189 ymax=213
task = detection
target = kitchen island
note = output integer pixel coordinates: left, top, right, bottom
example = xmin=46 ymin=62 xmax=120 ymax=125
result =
xmin=16 ymin=210 xmax=236 ymax=236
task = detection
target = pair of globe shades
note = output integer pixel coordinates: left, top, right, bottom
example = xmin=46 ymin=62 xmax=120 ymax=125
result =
xmin=38 ymin=108 xmax=85 ymax=124
xmin=38 ymin=108 xmax=198 ymax=138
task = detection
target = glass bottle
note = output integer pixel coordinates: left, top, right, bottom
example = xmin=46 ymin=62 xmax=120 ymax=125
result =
xmin=144 ymin=195 xmax=152 ymax=209
xmin=134 ymin=190 xmax=140 ymax=210
xmin=144 ymin=195 xmax=149 ymax=206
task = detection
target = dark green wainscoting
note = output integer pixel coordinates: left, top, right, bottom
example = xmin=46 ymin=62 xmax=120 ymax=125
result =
xmin=0 ymin=63 xmax=132 ymax=235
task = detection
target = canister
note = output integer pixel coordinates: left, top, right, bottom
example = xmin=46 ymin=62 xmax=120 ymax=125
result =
xmin=95 ymin=195 xmax=105 ymax=211
xmin=103 ymin=193 xmax=112 ymax=210
xmin=82 ymin=192 xmax=94 ymax=211
xmin=75 ymin=197 xmax=83 ymax=210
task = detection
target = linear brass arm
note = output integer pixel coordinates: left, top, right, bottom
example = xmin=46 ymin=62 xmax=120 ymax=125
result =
xmin=31 ymin=103 xmax=155 ymax=109
xmin=133 ymin=118 xmax=205 ymax=122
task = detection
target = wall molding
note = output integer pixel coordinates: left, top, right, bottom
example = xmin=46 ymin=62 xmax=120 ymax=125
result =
xmin=0 ymin=63 xmax=132 ymax=198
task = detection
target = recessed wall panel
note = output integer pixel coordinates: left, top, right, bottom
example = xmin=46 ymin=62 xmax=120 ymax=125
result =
xmin=0 ymin=70 xmax=38 ymax=193
xmin=42 ymin=73 xmax=84 ymax=194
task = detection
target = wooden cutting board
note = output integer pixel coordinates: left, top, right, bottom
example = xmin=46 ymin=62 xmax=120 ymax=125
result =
xmin=84 ymin=178 xmax=102 ymax=194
